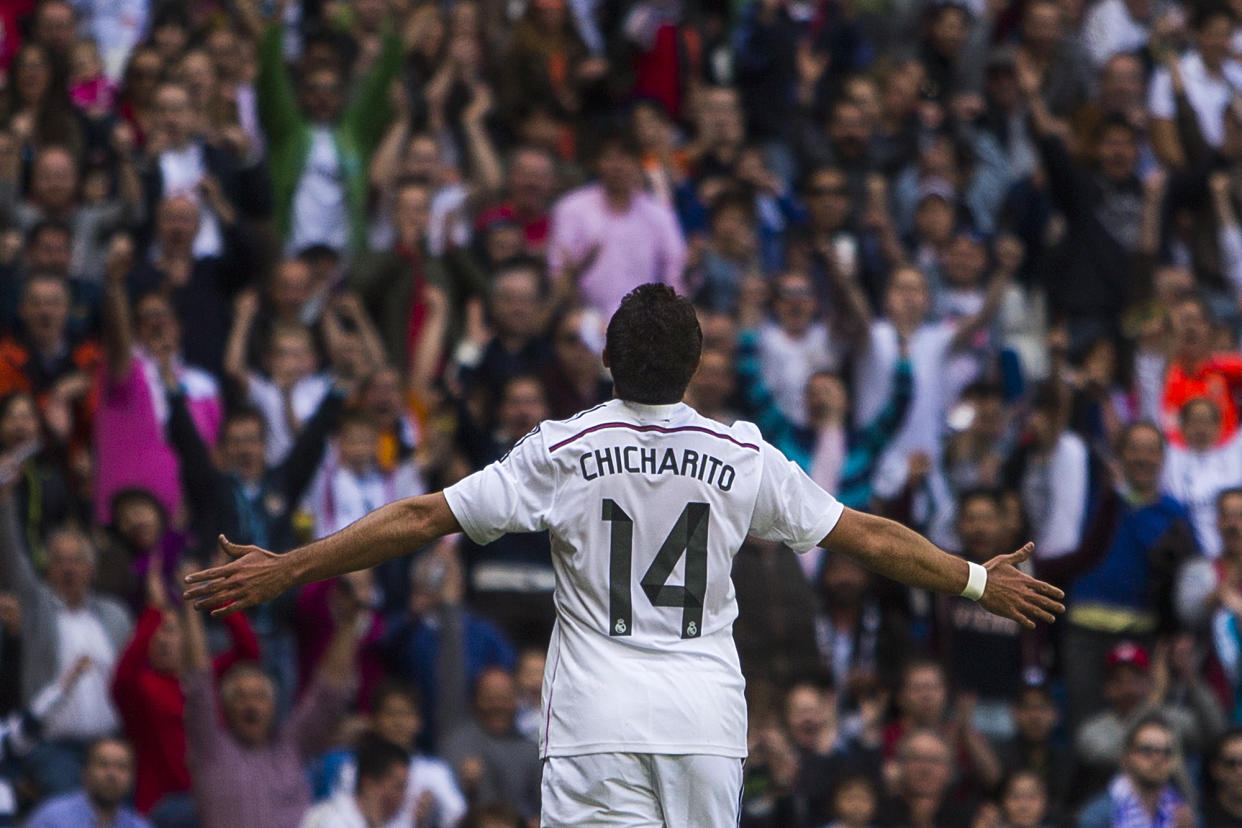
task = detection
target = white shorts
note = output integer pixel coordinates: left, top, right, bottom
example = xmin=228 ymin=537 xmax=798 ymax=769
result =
xmin=541 ymin=753 xmax=744 ymax=827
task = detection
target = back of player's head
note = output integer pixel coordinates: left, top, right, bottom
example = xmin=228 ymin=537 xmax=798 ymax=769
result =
xmin=354 ymin=734 xmax=409 ymax=794
xmin=605 ymin=284 xmax=702 ymax=405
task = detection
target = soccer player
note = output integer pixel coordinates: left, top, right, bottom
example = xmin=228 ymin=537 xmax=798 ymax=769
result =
xmin=184 ymin=284 xmax=1065 ymax=826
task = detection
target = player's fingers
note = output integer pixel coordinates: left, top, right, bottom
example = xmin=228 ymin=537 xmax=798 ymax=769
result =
xmin=184 ymin=564 xmax=232 ymax=584
xmin=182 ymin=578 xmax=228 ymax=601
xmin=1026 ymin=590 xmax=1065 ymax=614
xmin=192 ymin=585 xmax=239 ymax=612
xmin=210 ymin=600 xmax=242 ymax=619
xmin=218 ymin=534 xmax=248 ymax=559
xmin=1031 ymin=578 xmax=1065 ymax=601
xmin=1023 ymin=601 xmax=1057 ymax=625
xmin=1004 ymin=542 xmax=1034 ymax=566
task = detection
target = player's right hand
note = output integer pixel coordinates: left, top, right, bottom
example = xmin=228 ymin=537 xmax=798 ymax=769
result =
xmin=182 ymin=535 xmax=292 ymax=617
xmin=977 ymin=542 xmax=1065 ymax=629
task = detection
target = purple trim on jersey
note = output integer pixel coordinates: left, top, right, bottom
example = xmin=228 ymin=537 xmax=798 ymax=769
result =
xmin=547 ymin=422 xmax=761 ymax=453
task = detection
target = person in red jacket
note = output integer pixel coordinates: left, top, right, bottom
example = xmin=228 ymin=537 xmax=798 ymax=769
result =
xmin=110 ymin=557 xmax=259 ymax=816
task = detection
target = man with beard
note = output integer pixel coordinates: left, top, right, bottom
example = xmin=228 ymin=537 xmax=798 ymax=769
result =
xmin=24 ymin=737 xmax=150 ymax=828
xmin=1078 ymin=716 xmax=1192 ymax=828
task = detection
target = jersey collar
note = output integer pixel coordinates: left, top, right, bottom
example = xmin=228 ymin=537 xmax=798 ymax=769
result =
xmin=619 ymin=399 xmax=685 ymax=423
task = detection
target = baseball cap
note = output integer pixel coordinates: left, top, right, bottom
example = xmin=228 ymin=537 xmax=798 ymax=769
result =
xmin=1106 ymin=641 xmax=1150 ymax=671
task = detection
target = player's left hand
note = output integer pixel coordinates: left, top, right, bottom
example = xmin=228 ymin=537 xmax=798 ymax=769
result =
xmin=977 ymin=542 xmax=1065 ymax=629
xmin=182 ymin=536 xmax=292 ymax=616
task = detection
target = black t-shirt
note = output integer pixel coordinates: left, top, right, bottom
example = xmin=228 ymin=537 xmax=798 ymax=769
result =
xmin=940 ymin=594 xmax=1024 ymax=701
xmin=1203 ymin=797 xmax=1242 ymax=828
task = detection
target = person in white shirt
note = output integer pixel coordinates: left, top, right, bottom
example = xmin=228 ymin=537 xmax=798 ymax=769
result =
xmin=326 ymin=682 xmax=467 ymax=828
xmin=302 ymin=737 xmax=409 ymax=828
xmin=1081 ymin=0 xmax=1161 ymax=67
xmin=855 ymin=260 xmax=1014 ymax=540
xmin=186 ymin=284 xmax=1065 ymax=825
xmin=1149 ymin=5 xmax=1242 ymax=165
xmin=1162 ymin=397 xmax=1242 ymax=558
xmin=225 ymin=290 xmax=331 ymax=466
xmin=758 ymin=271 xmax=845 ymax=429
xmin=310 ymin=411 xmax=424 ymax=540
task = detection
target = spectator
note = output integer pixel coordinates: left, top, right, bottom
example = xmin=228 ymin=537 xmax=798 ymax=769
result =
xmin=882 ymin=658 xmax=1003 ymax=795
xmin=1203 ymin=727 xmax=1242 ymax=827
xmin=1075 ymin=640 xmax=1222 ymax=796
xmin=0 ymin=654 xmax=90 ymax=827
xmin=1162 ymin=397 xmax=1242 ymax=558
xmin=1138 ymin=294 xmax=1242 ymax=449
xmin=998 ymin=682 xmax=1075 ymax=816
xmin=880 ymin=728 xmax=974 ymax=828
xmin=547 ymin=129 xmax=687 ymax=319
xmin=23 ymin=736 xmax=150 ymax=828
xmin=1052 ymin=422 xmax=1196 ymax=726
xmin=0 ymin=139 xmax=143 ymax=282
xmin=0 ymin=272 xmax=100 ymax=410
xmin=142 ymin=79 xmax=264 ymax=262
xmin=182 ymin=574 xmax=362 ymax=828
xmin=935 ymin=489 xmax=1038 ymax=739
xmin=0 ymin=481 xmax=131 ymax=797
xmin=384 ymin=543 xmax=516 ymax=749
xmin=320 ymin=682 xmax=468 ymax=828
xmin=300 ymin=736 xmax=409 ymax=828
xmin=95 ymin=238 xmax=222 ymax=526
xmin=441 ymin=667 xmax=540 ymax=822
xmin=993 ymin=769 xmax=1054 ymax=828
xmin=110 ymin=556 xmax=259 ymax=818
xmin=252 ymin=0 xmax=402 ymax=256
xmin=1078 ymin=715 xmax=1192 ymax=828
xmin=1009 ymin=380 xmax=1090 ymax=563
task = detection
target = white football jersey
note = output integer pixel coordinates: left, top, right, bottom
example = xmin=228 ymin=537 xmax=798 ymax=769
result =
xmin=443 ymin=399 xmax=843 ymax=758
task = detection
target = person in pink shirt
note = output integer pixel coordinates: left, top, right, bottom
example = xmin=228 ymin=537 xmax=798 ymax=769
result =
xmin=547 ymin=129 xmax=687 ymax=317
xmin=95 ymin=237 xmax=221 ymax=526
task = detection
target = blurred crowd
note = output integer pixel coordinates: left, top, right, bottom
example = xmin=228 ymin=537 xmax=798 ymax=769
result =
xmin=6 ymin=0 xmax=1242 ymax=825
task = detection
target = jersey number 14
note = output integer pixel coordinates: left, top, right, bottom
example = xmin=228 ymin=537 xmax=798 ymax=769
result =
xmin=602 ymin=499 xmax=708 ymax=639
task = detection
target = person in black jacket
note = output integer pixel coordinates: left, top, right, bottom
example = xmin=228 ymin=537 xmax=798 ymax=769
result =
xmin=163 ymin=367 xmax=344 ymax=712
xmin=1016 ymin=50 xmax=1158 ymax=353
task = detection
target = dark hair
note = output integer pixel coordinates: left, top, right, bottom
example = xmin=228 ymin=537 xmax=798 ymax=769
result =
xmin=1093 ymin=112 xmax=1139 ymax=145
xmin=1179 ymin=396 xmax=1220 ymax=425
xmin=337 ymin=408 xmax=379 ymax=434
xmin=589 ymin=125 xmax=642 ymax=163
xmin=708 ymin=189 xmax=756 ymax=225
xmin=109 ymin=487 xmax=168 ymax=530
xmin=1116 ymin=420 xmax=1164 ymax=454
xmin=370 ymin=679 xmax=423 ymax=713
xmin=354 ymin=735 xmax=409 ymax=793
xmin=1193 ymin=2 xmax=1236 ymax=30
xmin=958 ymin=486 xmax=1003 ymax=512
xmin=222 ymin=404 xmax=267 ymax=437
xmin=605 ymin=284 xmax=702 ymax=404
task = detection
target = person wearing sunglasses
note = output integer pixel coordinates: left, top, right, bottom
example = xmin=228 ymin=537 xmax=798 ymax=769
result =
xmin=1078 ymin=714 xmax=1192 ymax=828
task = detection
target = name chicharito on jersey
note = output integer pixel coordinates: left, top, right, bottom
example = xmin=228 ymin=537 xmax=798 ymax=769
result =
xmin=577 ymin=445 xmax=737 ymax=491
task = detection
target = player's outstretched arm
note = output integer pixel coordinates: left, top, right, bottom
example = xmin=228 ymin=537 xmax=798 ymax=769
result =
xmin=821 ymin=507 xmax=1065 ymax=629
xmin=183 ymin=492 xmax=462 ymax=617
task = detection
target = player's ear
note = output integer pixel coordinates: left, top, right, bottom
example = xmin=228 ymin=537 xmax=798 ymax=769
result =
xmin=601 ymin=347 xmax=610 ymax=368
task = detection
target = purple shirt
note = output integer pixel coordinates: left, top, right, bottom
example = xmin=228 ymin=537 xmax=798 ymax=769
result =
xmin=547 ymin=183 xmax=687 ymax=317
xmin=182 ymin=669 xmax=350 ymax=828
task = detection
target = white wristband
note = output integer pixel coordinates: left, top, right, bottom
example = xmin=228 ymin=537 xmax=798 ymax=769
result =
xmin=961 ymin=561 xmax=987 ymax=602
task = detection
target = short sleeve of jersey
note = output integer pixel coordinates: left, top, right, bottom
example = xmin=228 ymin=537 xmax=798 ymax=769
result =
xmin=443 ymin=427 xmax=556 ymax=545
xmin=748 ymin=439 xmax=844 ymax=553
